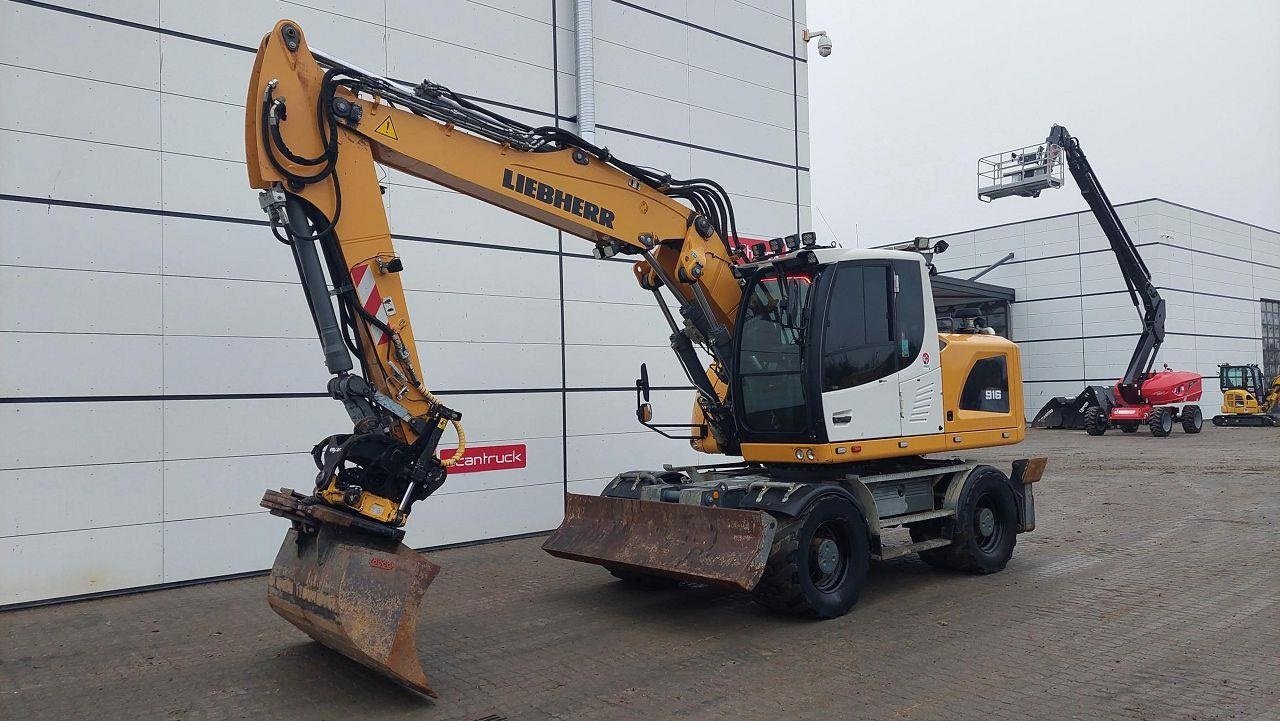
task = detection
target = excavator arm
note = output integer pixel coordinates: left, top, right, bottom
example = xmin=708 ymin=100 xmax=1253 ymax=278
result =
xmin=248 ymin=20 xmax=749 ymax=527
xmin=246 ymin=21 xmax=752 ymax=695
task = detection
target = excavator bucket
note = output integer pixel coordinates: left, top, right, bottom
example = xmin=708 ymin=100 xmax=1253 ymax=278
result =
xmin=542 ymin=493 xmax=777 ymax=590
xmin=1030 ymin=397 xmax=1069 ymax=428
xmin=265 ymin=524 xmax=440 ymax=697
xmin=1032 ymin=385 xmax=1115 ymax=429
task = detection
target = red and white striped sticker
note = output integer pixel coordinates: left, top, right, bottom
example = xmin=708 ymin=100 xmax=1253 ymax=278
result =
xmin=350 ymin=263 xmax=391 ymax=346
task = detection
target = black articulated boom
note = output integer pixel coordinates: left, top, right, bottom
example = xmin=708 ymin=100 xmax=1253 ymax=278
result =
xmin=1048 ymin=125 xmax=1165 ymax=404
xmin=1011 ymin=126 xmax=1202 ymax=435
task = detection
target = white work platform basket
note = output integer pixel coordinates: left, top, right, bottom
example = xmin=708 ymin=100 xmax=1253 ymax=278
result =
xmin=978 ymin=142 xmax=1064 ymax=202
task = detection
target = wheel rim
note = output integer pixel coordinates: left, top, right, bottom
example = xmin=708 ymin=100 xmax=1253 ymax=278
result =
xmin=973 ymin=495 xmax=1006 ymax=554
xmin=809 ymin=520 xmax=850 ymax=592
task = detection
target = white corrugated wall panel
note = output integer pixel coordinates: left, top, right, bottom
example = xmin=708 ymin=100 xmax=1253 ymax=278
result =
xmin=943 ymin=200 xmax=1274 ymax=422
xmin=0 ymin=0 xmax=810 ymax=606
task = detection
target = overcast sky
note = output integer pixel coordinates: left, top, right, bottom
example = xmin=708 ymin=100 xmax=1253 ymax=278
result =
xmin=804 ymin=1 xmax=1280 ymax=247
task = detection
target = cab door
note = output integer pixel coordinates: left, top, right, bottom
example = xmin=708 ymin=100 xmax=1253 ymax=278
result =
xmin=819 ymin=262 xmax=901 ymax=442
xmin=894 ymin=259 xmax=943 ymax=437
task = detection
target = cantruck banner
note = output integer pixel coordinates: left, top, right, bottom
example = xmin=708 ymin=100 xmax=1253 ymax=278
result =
xmin=439 ymin=444 xmax=527 ymax=473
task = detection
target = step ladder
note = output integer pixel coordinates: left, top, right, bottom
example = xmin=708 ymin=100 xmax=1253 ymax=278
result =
xmin=871 ymin=508 xmax=955 ymax=561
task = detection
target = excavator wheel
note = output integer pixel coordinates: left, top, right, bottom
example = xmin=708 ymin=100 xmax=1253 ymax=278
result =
xmin=1181 ymin=405 xmax=1203 ymax=434
xmin=751 ymin=496 xmax=869 ymax=619
xmin=1148 ymin=407 xmax=1174 ymax=437
xmin=1082 ymin=406 xmax=1108 ymax=436
xmin=912 ymin=467 xmax=1018 ymax=574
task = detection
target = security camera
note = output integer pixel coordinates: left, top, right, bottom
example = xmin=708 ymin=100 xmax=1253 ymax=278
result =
xmin=803 ymin=29 xmax=832 ymax=57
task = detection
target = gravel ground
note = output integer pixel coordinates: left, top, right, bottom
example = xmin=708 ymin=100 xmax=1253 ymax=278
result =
xmin=2 ymin=426 xmax=1277 ymax=721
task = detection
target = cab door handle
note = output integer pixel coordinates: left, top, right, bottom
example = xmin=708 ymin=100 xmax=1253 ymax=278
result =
xmin=832 ymin=410 xmax=852 ymax=425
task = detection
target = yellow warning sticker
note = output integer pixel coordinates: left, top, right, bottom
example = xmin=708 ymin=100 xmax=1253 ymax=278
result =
xmin=374 ymin=116 xmax=398 ymax=140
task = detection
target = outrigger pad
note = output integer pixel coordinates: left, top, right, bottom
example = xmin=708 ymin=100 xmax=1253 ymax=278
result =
xmin=542 ymin=493 xmax=777 ymax=591
xmin=266 ymin=525 xmax=441 ymax=697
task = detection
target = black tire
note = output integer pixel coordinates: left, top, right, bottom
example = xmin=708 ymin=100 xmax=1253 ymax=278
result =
xmin=607 ymin=567 xmax=679 ymax=589
xmin=752 ymin=495 xmax=869 ymax=619
xmin=1082 ymin=406 xmax=1108 ymax=436
xmin=1148 ymin=407 xmax=1174 ymax=437
xmin=1119 ymin=423 xmax=1140 ymax=434
xmin=912 ymin=467 xmax=1018 ymax=574
xmin=1181 ymin=405 xmax=1203 ymax=434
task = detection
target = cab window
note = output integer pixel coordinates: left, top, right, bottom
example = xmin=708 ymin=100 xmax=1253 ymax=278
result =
xmin=822 ymin=264 xmax=896 ymax=391
xmin=960 ymin=356 xmax=1010 ymax=412
xmin=894 ymin=259 xmax=925 ymax=366
xmin=737 ymin=273 xmax=814 ymax=433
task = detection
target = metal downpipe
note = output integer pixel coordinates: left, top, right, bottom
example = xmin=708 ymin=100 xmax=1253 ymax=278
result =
xmin=574 ymin=0 xmax=596 ymax=143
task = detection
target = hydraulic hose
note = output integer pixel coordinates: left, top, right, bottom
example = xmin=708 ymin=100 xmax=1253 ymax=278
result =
xmin=419 ymin=385 xmax=467 ymax=466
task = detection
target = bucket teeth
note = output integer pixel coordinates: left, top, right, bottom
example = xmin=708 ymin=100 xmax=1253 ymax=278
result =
xmin=265 ymin=525 xmax=440 ymax=697
xmin=542 ymin=493 xmax=776 ymax=591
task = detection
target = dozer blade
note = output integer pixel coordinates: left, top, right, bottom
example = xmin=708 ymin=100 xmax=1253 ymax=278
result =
xmin=266 ymin=525 xmax=440 ymax=697
xmin=542 ymin=493 xmax=777 ymax=591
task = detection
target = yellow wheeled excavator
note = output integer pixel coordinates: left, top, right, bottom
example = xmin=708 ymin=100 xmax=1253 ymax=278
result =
xmin=246 ymin=20 xmax=1047 ymax=698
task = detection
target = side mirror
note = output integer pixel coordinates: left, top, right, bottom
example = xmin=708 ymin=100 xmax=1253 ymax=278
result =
xmin=635 ymin=363 xmax=653 ymax=425
xmin=637 ymin=363 xmax=651 ymax=402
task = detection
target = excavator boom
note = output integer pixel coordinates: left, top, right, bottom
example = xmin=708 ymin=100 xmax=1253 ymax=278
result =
xmin=245 ymin=20 xmax=759 ymax=695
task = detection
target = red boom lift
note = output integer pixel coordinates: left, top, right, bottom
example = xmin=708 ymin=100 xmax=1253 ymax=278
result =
xmin=979 ymin=125 xmax=1202 ymax=437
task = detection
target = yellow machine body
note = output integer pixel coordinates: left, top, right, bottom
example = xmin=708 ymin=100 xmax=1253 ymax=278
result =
xmin=1222 ymin=388 xmax=1264 ymax=416
xmin=742 ymin=332 xmax=1025 ymax=464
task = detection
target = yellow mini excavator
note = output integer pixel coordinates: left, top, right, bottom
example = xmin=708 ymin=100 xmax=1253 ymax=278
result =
xmin=246 ymin=20 xmax=1046 ymax=697
xmin=1212 ymin=364 xmax=1280 ymax=427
